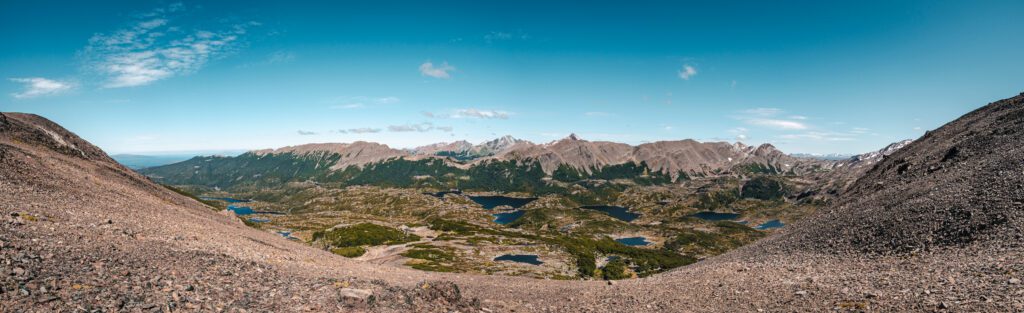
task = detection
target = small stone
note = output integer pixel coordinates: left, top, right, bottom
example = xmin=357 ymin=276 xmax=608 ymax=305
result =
xmin=607 ymin=280 xmax=615 ymax=286
xmin=795 ymin=290 xmax=808 ymax=296
xmin=12 ymin=267 xmax=25 ymax=276
xmin=340 ymin=288 xmax=373 ymax=302
xmin=1009 ymin=278 xmax=1021 ymax=285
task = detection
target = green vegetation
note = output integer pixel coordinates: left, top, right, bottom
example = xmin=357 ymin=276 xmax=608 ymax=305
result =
xmin=161 ymin=184 xmax=224 ymax=209
xmin=552 ymin=161 xmax=672 ymax=185
xmin=664 ymin=221 xmax=766 ymax=256
xmin=402 ymin=247 xmax=460 ymax=272
xmin=601 ymin=258 xmax=631 ymax=280
xmin=313 ymin=223 xmax=420 ymax=247
xmin=427 ymin=219 xmax=692 ymax=278
xmin=696 ymin=188 xmax=740 ymax=210
xmin=740 ymin=176 xmax=789 ymax=200
xmin=330 ymin=246 xmax=367 ymax=257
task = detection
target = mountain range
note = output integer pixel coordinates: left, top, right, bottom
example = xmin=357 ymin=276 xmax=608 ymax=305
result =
xmin=139 ymin=128 xmax=910 ymax=197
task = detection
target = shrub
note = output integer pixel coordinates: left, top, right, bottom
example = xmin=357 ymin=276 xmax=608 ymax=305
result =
xmin=602 ymin=258 xmax=630 ymax=280
xmin=314 ymin=223 xmax=420 ymax=247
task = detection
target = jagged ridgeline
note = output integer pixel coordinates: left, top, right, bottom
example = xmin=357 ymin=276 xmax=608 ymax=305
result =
xmin=140 ymin=135 xmax=839 ymax=194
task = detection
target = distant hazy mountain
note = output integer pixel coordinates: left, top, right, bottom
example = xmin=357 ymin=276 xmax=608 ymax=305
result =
xmin=112 ymin=150 xmax=246 ymax=169
xmin=789 ymin=153 xmax=856 ymax=161
xmin=111 ymin=154 xmax=197 ymax=169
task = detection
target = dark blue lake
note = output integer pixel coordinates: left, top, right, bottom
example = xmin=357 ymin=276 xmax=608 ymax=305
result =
xmin=492 ymin=210 xmax=526 ymax=225
xmin=615 ymin=237 xmax=650 ymax=246
xmin=754 ymin=219 xmax=785 ymax=230
xmin=494 ymin=254 xmax=543 ymax=265
xmin=580 ymin=205 xmax=640 ymax=222
xmin=227 ymin=205 xmax=285 ymax=216
xmin=688 ymin=211 xmax=741 ymax=221
xmin=468 ymin=196 xmax=537 ymax=210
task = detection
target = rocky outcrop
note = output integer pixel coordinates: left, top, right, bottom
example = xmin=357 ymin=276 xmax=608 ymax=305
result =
xmin=766 ymin=92 xmax=1024 ymax=254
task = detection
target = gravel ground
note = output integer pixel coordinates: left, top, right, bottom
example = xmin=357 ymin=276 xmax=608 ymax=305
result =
xmin=2 ymin=92 xmax=1023 ymax=312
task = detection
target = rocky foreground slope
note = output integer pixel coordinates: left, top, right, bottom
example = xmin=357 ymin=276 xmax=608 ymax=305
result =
xmin=2 ymin=92 xmax=1024 ymax=312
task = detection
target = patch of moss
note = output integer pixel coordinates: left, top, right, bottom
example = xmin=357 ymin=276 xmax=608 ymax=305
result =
xmin=313 ymin=223 xmax=420 ymax=247
xmin=401 ymin=248 xmax=456 ymax=262
xmin=330 ymin=246 xmax=367 ymax=257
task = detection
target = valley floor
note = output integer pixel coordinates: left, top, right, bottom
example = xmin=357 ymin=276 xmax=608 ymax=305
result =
xmin=2 ymin=172 xmax=1019 ymax=312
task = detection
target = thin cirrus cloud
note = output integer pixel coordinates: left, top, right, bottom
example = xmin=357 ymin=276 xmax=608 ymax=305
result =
xmin=422 ymin=108 xmax=511 ymax=119
xmin=736 ymin=107 xmax=808 ymax=130
xmin=296 ymin=130 xmax=317 ymax=135
xmin=419 ymin=61 xmax=455 ymax=79
xmin=330 ymin=96 xmax=400 ymax=109
xmin=81 ymin=3 xmax=256 ymax=88
xmin=338 ymin=127 xmax=382 ymax=134
xmin=678 ymin=65 xmax=697 ymax=80
xmin=453 ymin=108 xmax=509 ymax=119
xmin=747 ymin=119 xmax=808 ymax=130
xmin=9 ymin=77 xmax=74 ymax=99
xmin=387 ymin=122 xmax=452 ymax=133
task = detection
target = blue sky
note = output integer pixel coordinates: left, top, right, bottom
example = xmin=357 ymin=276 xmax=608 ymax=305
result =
xmin=1 ymin=1 xmax=1022 ymax=155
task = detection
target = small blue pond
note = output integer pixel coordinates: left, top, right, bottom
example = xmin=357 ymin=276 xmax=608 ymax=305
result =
xmin=754 ymin=219 xmax=785 ymax=230
xmin=468 ymin=196 xmax=537 ymax=210
xmin=248 ymin=218 xmax=270 ymax=223
xmin=580 ymin=205 xmax=640 ymax=222
xmin=615 ymin=237 xmax=650 ymax=246
xmin=494 ymin=254 xmax=543 ymax=265
xmin=688 ymin=211 xmax=741 ymax=221
xmin=492 ymin=210 xmax=526 ymax=225
xmin=276 ymin=230 xmax=292 ymax=237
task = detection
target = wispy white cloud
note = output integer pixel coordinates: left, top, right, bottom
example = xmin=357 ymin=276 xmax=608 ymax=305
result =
xmin=484 ymin=30 xmax=530 ymax=43
xmin=452 ymin=108 xmax=509 ymax=119
xmin=678 ymin=65 xmax=697 ymax=80
xmin=850 ymin=127 xmax=870 ymax=134
xmin=82 ymin=4 xmax=256 ymax=88
xmin=741 ymin=108 xmax=783 ymax=116
xmin=748 ymin=119 xmax=808 ymax=130
xmin=386 ymin=122 xmax=452 ymax=133
xmin=388 ymin=122 xmax=434 ymax=132
xmin=778 ymin=131 xmax=856 ymax=141
xmin=265 ymin=51 xmax=295 ymax=64
xmin=419 ymin=61 xmax=455 ymax=79
xmin=735 ymin=107 xmax=808 ymax=130
xmin=9 ymin=77 xmax=74 ymax=98
xmin=345 ymin=127 xmax=381 ymax=134
xmin=329 ymin=96 xmax=400 ymax=109
xmin=729 ymin=127 xmax=749 ymax=142
xmin=296 ymin=130 xmax=317 ymax=135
